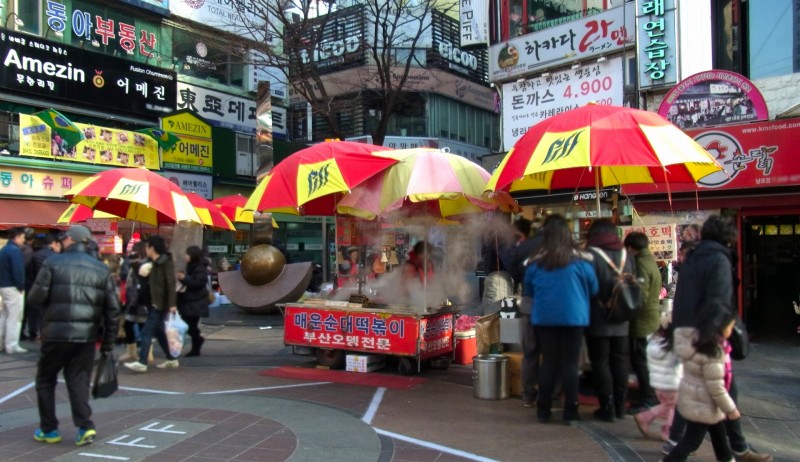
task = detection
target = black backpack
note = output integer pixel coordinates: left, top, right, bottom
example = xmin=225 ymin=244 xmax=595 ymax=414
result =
xmin=591 ymin=247 xmax=643 ymax=323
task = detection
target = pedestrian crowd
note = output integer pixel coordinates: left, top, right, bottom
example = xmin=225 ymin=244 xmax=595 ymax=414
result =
xmin=503 ymin=214 xmax=772 ymax=462
xmin=1 ymin=226 xmax=212 ymax=448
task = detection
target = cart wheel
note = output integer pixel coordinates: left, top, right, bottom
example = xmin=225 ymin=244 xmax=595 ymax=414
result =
xmin=398 ymin=357 xmax=418 ymax=376
xmin=428 ymin=357 xmax=451 ymax=370
xmin=315 ymin=349 xmax=345 ymax=369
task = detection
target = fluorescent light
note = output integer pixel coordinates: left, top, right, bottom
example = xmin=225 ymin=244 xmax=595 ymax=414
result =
xmin=516 ymin=77 xmax=526 ymax=84
xmin=597 ymin=56 xmax=607 ymax=63
xmin=571 ymin=62 xmax=581 ymax=70
xmin=541 ymin=72 xmax=550 ymax=78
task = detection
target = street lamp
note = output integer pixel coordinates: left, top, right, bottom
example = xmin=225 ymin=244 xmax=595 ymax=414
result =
xmin=45 ymin=26 xmax=63 ymax=40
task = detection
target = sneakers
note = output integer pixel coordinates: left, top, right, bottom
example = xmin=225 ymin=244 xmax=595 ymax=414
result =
xmin=155 ymin=359 xmax=179 ymax=369
xmin=7 ymin=345 xmax=28 ymax=354
xmin=33 ymin=428 xmax=61 ymax=444
xmin=734 ymin=448 xmax=773 ymax=462
xmin=75 ymin=428 xmax=96 ymax=446
xmin=124 ymin=361 xmax=148 ymax=373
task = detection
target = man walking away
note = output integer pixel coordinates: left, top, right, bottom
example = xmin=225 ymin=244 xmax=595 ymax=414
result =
xmin=27 ymin=225 xmax=121 ymax=446
xmin=0 ymin=227 xmax=29 ymax=354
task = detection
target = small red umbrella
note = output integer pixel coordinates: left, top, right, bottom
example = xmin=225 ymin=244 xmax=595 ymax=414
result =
xmin=244 ymin=140 xmax=399 ymax=216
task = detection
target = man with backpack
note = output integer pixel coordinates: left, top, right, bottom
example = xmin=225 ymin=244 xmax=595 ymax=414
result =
xmin=624 ymin=231 xmax=662 ymax=412
xmin=585 ymin=219 xmax=636 ymax=422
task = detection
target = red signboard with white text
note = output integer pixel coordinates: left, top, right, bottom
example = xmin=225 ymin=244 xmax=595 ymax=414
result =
xmin=624 ymin=119 xmax=800 ymax=195
xmin=284 ymin=305 xmax=453 ymax=359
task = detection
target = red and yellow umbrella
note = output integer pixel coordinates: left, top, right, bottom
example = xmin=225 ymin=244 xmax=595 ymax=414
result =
xmin=211 ymin=194 xmax=278 ymax=228
xmin=185 ymin=192 xmax=235 ymax=231
xmin=244 ymin=140 xmax=399 ymax=216
xmin=486 ymin=104 xmax=724 ymax=204
xmin=337 ymin=148 xmax=519 ymax=222
xmin=57 ymin=203 xmax=119 ymax=224
xmin=64 ymin=167 xmax=202 ymax=226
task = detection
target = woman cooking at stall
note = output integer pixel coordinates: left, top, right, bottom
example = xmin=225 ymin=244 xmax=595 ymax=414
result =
xmin=403 ymin=241 xmax=435 ymax=284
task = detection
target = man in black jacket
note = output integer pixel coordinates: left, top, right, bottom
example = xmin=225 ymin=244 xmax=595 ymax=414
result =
xmin=28 ymin=225 xmax=120 ymax=447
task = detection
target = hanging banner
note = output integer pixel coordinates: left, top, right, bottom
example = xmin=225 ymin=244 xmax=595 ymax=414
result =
xmin=624 ymin=119 xmax=800 ymax=195
xmin=0 ymin=166 xmax=91 ymax=198
xmin=459 ymin=0 xmax=489 ymax=48
xmin=658 ymin=70 xmax=769 ymax=129
xmin=19 ymin=114 xmax=160 ymax=169
xmin=161 ymin=111 xmax=213 ymax=173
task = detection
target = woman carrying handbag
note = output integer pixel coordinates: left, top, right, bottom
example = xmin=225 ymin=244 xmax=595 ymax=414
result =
xmin=176 ymin=246 xmax=211 ymax=357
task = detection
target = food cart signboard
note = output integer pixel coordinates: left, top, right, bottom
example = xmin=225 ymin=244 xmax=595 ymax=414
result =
xmin=284 ymin=306 xmax=453 ymax=358
xmin=619 ymin=224 xmax=677 ymax=262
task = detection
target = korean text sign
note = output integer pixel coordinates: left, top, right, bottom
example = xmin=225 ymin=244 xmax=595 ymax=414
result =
xmin=19 ymin=114 xmax=160 ymax=169
xmin=619 ymin=224 xmax=676 ymax=262
xmin=161 ymin=112 xmax=213 ymax=173
xmin=502 ymin=57 xmax=623 ymax=150
xmin=489 ymin=2 xmax=634 ymax=81
xmin=284 ymin=306 xmax=454 ymax=359
xmin=0 ymin=31 xmax=176 ymax=117
xmin=0 ymin=166 xmax=91 ymax=198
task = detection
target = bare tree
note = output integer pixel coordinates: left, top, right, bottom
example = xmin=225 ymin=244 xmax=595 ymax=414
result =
xmin=180 ymin=0 xmax=457 ymax=146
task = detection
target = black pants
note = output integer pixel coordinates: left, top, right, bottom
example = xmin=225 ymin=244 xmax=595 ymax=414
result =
xmin=36 ymin=342 xmax=96 ymax=433
xmin=23 ymin=303 xmax=42 ymax=339
xmin=629 ymin=335 xmax=655 ymax=405
xmin=183 ymin=315 xmax=202 ymax=346
xmin=586 ymin=335 xmax=629 ymax=401
xmin=123 ymin=320 xmax=143 ymax=345
xmin=664 ymin=420 xmax=733 ymax=461
xmin=521 ymin=314 xmax=540 ymax=401
xmin=535 ymin=326 xmax=584 ymax=408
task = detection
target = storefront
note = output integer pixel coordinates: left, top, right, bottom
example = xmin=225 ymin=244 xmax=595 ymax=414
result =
xmin=625 ymin=118 xmax=800 ymax=341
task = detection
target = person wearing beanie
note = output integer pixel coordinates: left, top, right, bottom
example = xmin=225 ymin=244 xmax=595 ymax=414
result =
xmin=27 ymin=225 xmax=120 ymax=446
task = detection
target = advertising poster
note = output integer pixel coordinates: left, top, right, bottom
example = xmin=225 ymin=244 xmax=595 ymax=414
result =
xmin=161 ymin=111 xmax=213 ymax=173
xmin=502 ymin=57 xmax=624 ymax=150
xmin=619 ymin=224 xmax=677 ymax=262
xmin=19 ymin=114 xmax=160 ymax=169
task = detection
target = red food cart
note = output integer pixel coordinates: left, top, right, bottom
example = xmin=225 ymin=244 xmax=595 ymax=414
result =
xmin=283 ymin=301 xmax=454 ymax=375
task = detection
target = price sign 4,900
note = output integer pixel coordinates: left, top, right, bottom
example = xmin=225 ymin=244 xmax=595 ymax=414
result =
xmin=563 ymin=77 xmax=614 ymax=99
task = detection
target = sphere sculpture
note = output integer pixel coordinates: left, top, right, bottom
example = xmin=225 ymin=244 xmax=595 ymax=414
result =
xmin=240 ymin=244 xmax=286 ymax=286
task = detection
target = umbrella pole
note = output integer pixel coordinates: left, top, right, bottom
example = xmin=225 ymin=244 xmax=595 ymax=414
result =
xmin=594 ymin=168 xmax=601 ymax=216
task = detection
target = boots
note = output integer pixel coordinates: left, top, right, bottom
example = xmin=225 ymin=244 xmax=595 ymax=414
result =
xmin=563 ymin=402 xmax=580 ymax=426
xmin=614 ymin=391 xmax=627 ymax=419
xmin=593 ymin=395 xmax=615 ymax=422
xmin=118 ymin=343 xmax=137 ymax=362
xmin=186 ymin=336 xmax=204 ymax=357
xmin=536 ymin=399 xmax=552 ymax=423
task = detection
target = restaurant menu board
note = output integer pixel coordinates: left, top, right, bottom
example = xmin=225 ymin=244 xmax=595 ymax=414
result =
xmin=619 ymin=224 xmax=677 ymax=262
xmin=284 ymin=306 xmax=454 ymax=359
xmin=19 ymin=114 xmax=160 ymax=169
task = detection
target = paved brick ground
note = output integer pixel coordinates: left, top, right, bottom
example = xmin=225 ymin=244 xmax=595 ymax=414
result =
xmin=0 ymin=306 xmax=795 ymax=462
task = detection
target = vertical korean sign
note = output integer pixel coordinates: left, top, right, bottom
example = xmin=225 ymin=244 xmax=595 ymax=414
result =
xmin=161 ymin=111 xmax=213 ymax=173
xmin=637 ymin=0 xmax=678 ymax=89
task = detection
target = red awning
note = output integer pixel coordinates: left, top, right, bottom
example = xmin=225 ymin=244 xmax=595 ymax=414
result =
xmin=0 ymin=199 xmax=70 ymax=230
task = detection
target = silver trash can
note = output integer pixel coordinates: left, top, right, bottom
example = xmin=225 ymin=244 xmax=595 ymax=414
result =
xmin=472 ymin=354 xmax=510 ymax=400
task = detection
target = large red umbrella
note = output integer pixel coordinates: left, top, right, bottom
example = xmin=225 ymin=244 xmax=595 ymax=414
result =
xmin=244 ymin=140 xmax=399 ymax=215
xmin=185 ymin=192 xmax=235 ymax=231
xmin=64 ymin=167 xmax=202 ymax=226
xmin=486 ymin=103 xmax=724 ymax=210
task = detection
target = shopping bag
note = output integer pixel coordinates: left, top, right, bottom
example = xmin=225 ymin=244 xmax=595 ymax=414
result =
xmin=475 ymin=313 xmax=501 ymax=355
xmin=92 ymin=351 xmax=118 ymax=399
xmin=165 ymin=312 xmax=189 ymax=358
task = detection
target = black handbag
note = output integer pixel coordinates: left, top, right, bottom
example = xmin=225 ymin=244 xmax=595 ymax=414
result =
xmin=729 ymin=316 xmax=750 ymax=361
xmin=92 ymin=351 xmax=119 ymax=399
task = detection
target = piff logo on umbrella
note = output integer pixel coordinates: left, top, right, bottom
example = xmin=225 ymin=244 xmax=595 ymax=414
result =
xmin=542 ymin=130 xmax=585 ymax=165
xmin=307 ymin=163 xmax=331 ymax=195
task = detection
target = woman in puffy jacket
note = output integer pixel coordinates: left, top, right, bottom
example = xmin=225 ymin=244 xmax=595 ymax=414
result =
xmin=176 ymin=246 xmax=210 ymax=357
xmin=663 ymin=309 xmax=738 ymax=462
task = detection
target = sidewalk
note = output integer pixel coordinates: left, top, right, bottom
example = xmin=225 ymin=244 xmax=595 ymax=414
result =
xmin=0 ymin=305 xmax=795 ymax=461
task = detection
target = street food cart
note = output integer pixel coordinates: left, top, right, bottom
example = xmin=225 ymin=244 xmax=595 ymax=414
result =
xmin=283 ymin=300 xmax=455 ymax=374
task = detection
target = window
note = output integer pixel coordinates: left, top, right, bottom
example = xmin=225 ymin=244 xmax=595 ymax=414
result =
xmin=236 ymin=134 xmax=256 ymax=176
xmin=173 ymin=29 xmax=245 ymax=88
xmin=747 ymin=0 xmax=793 ymax=78
xmin=16 ymin=1 xmax=42 ymax=35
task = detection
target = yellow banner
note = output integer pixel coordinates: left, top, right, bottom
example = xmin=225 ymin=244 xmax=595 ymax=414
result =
xmin=0 ymin=166 xmax=92 ymax=198
xmin=18 ymin=115 xmax=160 ymax=169
xmin=161 ymin=112 xmax=213 ymax=173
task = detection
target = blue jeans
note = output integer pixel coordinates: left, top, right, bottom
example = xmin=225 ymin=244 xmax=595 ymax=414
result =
xmin=138 ymin=307 xmax=174 ymax=363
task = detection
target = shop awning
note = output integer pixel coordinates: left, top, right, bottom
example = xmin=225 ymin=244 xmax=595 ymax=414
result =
xmin=0 ymin=199 xmax=70 ymax=230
